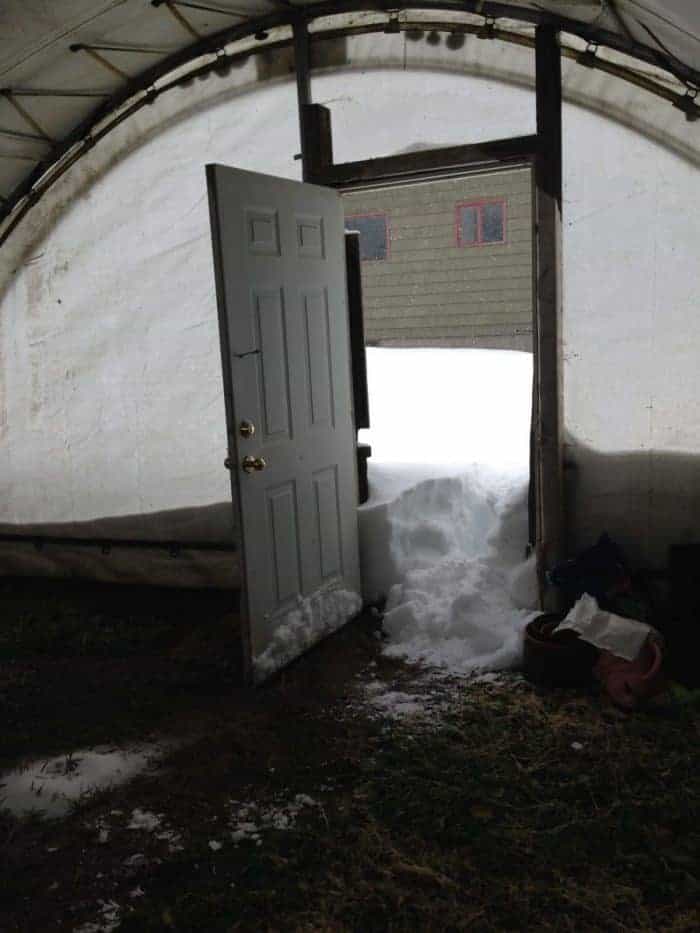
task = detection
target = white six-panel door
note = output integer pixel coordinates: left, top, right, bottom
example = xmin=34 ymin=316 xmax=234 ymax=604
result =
xmin=206 ymin=165 xmax=362 ymax=682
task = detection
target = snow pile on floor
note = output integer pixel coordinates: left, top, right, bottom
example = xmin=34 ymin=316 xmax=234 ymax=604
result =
xmin=381 ymin=487 xmax=538 ymax=672
xmin=0 ymin=744 xmax=161 ymax=819
xmin=358 ymin=348 xmax=539 ymax=676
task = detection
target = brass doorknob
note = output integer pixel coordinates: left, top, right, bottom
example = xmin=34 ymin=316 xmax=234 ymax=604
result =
xmin=241 ymin=455 xmax=266 ymax=474
xmin=239 ymin=420 xmax=255 ymax=438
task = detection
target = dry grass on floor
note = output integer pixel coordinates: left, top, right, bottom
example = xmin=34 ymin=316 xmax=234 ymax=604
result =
xmin=1 ymin=577 xmax=699 ymax=932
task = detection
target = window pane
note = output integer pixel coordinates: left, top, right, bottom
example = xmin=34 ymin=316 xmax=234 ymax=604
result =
xmin=459 ymin=205 xmax=478 ymax=245
xmin=345 ymin=214 xmax=388 ymax=260
xmin=482 ymin=202 xmax=505 ymax=243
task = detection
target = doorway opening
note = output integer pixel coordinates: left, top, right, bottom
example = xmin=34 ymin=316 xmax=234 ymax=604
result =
xmin=342 ymin=168 xmax=538 ymax=675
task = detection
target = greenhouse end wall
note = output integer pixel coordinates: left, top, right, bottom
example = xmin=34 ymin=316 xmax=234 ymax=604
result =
xmin=0 ymin=64 xmax=698 ymax=583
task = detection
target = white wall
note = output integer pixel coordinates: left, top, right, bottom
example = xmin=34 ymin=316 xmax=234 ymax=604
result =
xmin=0 ymin=74 xmax=302 ymax=534
xmin=563 ymin=106 xmax=700 ymax=567
xmin=0 ymin=64 xmax=697 ymax=573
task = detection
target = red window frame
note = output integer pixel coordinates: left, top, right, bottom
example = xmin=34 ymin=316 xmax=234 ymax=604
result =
xmin=455 ymin=199 xmax=507 ymax=248
xmin=344 ymin=211 xmax=391 ymax=262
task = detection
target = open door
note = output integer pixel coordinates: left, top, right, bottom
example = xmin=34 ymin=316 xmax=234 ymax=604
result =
xmin=206 ymin=165 xmax=362 ymax=683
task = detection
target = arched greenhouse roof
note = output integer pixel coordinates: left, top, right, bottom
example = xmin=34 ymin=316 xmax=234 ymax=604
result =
xmin=1 ymin=2 xmax=698 ymax=247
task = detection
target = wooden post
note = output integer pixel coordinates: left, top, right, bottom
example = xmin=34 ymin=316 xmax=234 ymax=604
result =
xmin=303 ymin=104 xmax=334 ymax=183
xmin=534 ymin=25 xmax=565 ymax=602
xmin=293 ymin=17 xmax=312 ymax=182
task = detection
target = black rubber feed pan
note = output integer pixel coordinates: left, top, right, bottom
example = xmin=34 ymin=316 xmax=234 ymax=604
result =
xmin=523 ymin=613 xmax=599 ymax=688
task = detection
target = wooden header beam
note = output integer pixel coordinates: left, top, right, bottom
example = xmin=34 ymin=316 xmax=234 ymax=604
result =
xmin=309 ymin=134 xmax=538 ymax=188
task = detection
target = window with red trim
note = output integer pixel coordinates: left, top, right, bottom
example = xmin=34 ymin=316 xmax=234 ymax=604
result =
xmin=344 ymin=213 xmax=389 ymax=261
xmin=456 ymin=200 xmax=506 ymax=247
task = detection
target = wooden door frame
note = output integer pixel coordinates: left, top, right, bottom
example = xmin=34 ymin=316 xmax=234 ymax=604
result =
xmin=294 ymin=24 xmax=564 ymax=605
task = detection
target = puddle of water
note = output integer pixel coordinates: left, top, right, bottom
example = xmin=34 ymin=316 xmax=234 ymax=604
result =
xmin=0 ymin=745 xmax=161 ymax=819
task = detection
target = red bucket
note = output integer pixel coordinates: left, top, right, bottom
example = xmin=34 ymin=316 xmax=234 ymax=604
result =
xmin=594 ymin=638 xmax=665 ymax=710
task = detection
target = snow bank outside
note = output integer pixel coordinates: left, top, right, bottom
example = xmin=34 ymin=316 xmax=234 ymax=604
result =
xmin=358 ymin=348 xmax=539 ymax=675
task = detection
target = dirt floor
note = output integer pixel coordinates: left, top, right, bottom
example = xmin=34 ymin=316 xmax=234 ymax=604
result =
xmin=1 ymin=576 xmax=699 ymax=932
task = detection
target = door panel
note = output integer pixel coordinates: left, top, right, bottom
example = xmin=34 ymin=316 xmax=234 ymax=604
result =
xmin=266 ymin=481 xmax=302 ymax=605
xmin=303 ymin=288 xmax=335 ymax=429
xmin=313 ymin=465 xmax=342 ymax=580
xmin=254 ymin=289 xmax=292 ymax=441
xmin=207 ymin=165 xmax=362 ymax=682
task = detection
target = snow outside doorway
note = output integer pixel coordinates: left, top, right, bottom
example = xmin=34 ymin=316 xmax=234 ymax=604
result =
xmin=358 ymin=347 xmax=539 ymax=675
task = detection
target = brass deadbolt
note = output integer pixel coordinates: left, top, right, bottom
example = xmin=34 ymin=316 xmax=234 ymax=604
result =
xmin=242 ymin=455 xmax=266 ymax=474
xmin=239 ymin=420 xmax=255 ymax=438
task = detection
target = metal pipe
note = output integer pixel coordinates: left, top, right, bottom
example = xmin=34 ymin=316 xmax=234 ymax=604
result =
xmin=0 ymin=152 xmax=41 ymax=162
xmin=158 ymin=0 xmax=202 ymax=40
xmin=4 ymin=88 xmax=111 ymax=98
xmin=72 ymin=43 xmax=178 ymax=55
xmin=1 ymin=91 xmax=53 ymax=142
xmin=0 ymin=126 xmax=51 ymax=144
xmin=76 ymin=46 xmax=130 ymax=80
xmin=162 ymin=1 xmax=248 ymax=18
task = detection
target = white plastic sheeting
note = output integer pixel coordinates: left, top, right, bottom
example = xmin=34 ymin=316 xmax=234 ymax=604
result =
xmin=554 ymin=593 xmax=652 ymax=661
xmin=0 ymin=68 xmax=305 ymax=586
xmin=563 ymin=99 xmax=700 ymax=567
xmin=0 ymin=51 xmax=698 ymax=582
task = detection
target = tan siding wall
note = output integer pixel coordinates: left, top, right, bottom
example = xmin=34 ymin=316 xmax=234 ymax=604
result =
xmin=343 ymin=169 xmax=533 ymax=350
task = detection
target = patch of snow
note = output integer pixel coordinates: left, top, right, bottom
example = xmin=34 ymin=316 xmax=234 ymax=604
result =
xmin=155 ymin=828 xmax=184 ymax=852
xmin=350 ymin=666 xmax=528 ymax=730
xmin=127 ymin=809 xmax=162 ymax=831
xmin=367 ymin=690 xmax=426 ymax=719
xmin=208 ymin=839 xmax=222 ymax=851
xmin=229 ymin=794 xmax=319 ymax=846
xmin=470 ymin=671 xmax=503 ymax=684
xmin=358 ymin=348 xmax=539 ymax=676
xmin=123 ymin=853 xmax=146 ymax=868
xmin=74 ymin=899 xmax=121 ymax=933
xmin=124 ymin=810 xmax=183 ymax=852
xmin=0 ymin=745 xmax=160 ymax=819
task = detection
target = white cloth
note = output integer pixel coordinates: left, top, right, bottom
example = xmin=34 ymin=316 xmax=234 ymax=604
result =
xmin=553 ymin=593 xmax=652 ymax=662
